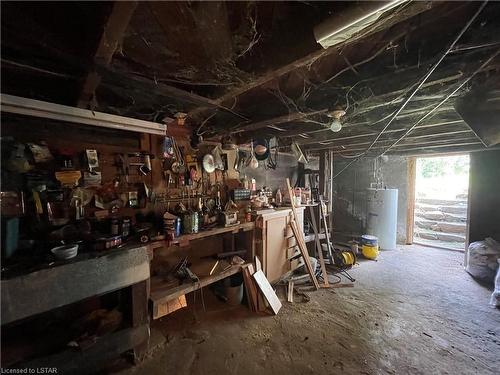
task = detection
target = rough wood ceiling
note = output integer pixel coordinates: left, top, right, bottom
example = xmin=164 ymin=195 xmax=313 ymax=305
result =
xmin=1 ymin=1 xmax=499 ymax=157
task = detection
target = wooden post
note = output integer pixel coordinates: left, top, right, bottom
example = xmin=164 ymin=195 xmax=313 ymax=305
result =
xmin=130 ymin=280 xmax=149 ymax=362
xmin=328 ymin=150 xmax=334 ymax=239
xmin=319 ymin=151 xmax=326 ymax=196
xmin=406 ymin=157 xmax=417 ymax=244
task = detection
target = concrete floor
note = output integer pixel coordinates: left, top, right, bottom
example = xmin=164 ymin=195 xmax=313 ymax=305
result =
xmin=119 ymin=245 xmax=499 ymax=375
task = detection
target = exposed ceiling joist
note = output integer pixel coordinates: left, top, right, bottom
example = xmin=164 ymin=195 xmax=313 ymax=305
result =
xmin=77 ymin=1 xmax=138 ymax=108
xmin=230 ymin=109 xmax=328 ymax=134
xmin=305 ymin=129 xmax=472 ymax=149
xmin=212 ymin=1 xmax=435 ymax=107
xmin=306 ymin=135 xmax=478 ymax=152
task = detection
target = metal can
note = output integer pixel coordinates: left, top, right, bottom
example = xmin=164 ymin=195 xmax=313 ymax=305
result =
xmin=121 ymin=217 xmax=131 ymax=237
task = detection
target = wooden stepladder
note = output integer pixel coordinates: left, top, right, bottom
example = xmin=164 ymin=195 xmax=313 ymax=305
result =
xmin=308 ymin=200 xmax=332 ymax=287
xmin=286 ymin=178 xmax=321 ymax=290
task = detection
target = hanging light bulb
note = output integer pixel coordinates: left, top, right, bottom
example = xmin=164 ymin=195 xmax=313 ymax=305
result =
xmin=327 ymin=106 xmax=346 ymax=132
xmin=329 ymin=118 xmax=342 ymax=132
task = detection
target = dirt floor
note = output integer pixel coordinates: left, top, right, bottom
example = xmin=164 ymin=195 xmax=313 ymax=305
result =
xmin=117 ymin=245 xmax=499 ymax=375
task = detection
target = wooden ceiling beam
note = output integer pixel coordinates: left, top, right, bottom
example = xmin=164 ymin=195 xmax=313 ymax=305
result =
xmin=303 ymin=128 xmax=473 ymax=149
xmin=77 ymin=1 xmax=138 ymax=108
xmin=229 ymin=109 xmax=329 ymax=134
xmin=306 ymin=137 xmax=480 ymax=153
xmin=384 ymin=144 xmax=499 ymax=156
xmin=306 ymin=132 xmax=474 ymax=151
xmin=288 ymin=119 xmax=466 ymax=142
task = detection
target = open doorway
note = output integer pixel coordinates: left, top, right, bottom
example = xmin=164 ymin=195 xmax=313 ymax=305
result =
xmin=413 ymin=154 xmax=469 ymax=251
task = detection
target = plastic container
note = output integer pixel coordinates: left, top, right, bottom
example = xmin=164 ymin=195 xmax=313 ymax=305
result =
xmin=51 ymin=244 xmax=78 ymax=260
xmin=224 ymin=274 xmax=244 ymax=305
xmin=362 ymin=244 xmax=379 ymax=260
xmin=361 ymin=234 xmax=378 ymax=247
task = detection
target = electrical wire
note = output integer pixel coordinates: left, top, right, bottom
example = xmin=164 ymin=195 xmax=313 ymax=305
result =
xmin=331 ymin=0 xmax=489 ymax=180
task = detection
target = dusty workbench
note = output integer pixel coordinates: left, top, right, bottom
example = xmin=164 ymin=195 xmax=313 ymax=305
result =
xmin=148 ymin=222 xmax=255 ymax=319
xmin=1 ymin=244 xmax=150 ymax=372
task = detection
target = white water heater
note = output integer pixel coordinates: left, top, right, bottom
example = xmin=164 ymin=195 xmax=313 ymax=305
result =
xmin=366 ymin=188 xmax=398 ymax=250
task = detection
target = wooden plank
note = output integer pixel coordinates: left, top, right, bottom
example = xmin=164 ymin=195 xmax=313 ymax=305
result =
xmin=290 ymin=220 xmax=320 ymax=290
xmin=170 ymin=222 xmax=255 ymax=244
xmin=253 ymin=256 xmax=266 ymax=311
xmin=324 ymin=283 xmax=354 ymax=289
xmin=328 ymin=151 xmax=335 ymax=239
xmin=319 ymin=151 xmax=326 ymax=196
xmin=406 ymin=157 xmax=417 ymax=244
xmin=232 ymin=110 xmax=328 ymax=133
xmin=242 ymin=267 xmax=254 ymax=311
xmin=77 ymin=1 xmax=138 ymax=108
xmin=286 ymin=178 xmax=320 ymax=290
xmin=153 ymin=295 xmax=187 ymax=320
xmin=242 ymin=264 xmax=258 ymax=312
xmin=309 ymin=205 xmax=329 ymax=287
xmin=253 ymin=270 xmax=282 ymax=315
xmin=287 ymin=280 xmax=294 ymax=303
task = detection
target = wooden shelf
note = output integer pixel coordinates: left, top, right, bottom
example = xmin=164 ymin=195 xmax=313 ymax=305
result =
xmin=150 ymin=261 xmax=245 ymax=319
xmin=171 ymin=222 xmax=255 ymax=244
xmin=304 ymin=233 xmax=326 ymax=243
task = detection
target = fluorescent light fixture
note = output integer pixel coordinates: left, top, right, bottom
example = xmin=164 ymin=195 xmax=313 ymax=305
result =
xmin=0 ymin=94 xmax=167 ymax=135
xmin=314 ymin=0 xmax=407 ymax=49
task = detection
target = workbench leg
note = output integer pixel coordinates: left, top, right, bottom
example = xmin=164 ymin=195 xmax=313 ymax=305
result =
xmin=131 ymin=280 xmax=149 ymax=363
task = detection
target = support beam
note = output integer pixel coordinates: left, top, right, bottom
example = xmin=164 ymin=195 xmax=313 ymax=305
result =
xmin=307 ymin=137 xmax=480 ymax=153
xmin=305 ymin=132 xmax=476 ymax=152
xmin=77 ymin=1 xmax=138 ymax=108
xmin=406 ymin=157 xmax=416 ymax=245
xmin=297 ymin=121 xmax=468 ymax=146
xmin=231 ymin=109 xmax=328 ymax=134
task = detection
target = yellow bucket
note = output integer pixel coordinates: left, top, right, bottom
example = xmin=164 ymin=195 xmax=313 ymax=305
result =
xmin=362 ymin=244 xmax=379 ymax=260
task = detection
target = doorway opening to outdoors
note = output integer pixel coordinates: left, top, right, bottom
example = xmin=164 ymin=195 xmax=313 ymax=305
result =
xmin=413 ymin=154 xmax=470 ymax=251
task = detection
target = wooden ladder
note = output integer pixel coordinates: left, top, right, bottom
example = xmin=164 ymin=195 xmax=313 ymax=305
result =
xmin=307 ymin=198 xmax=334 ymax=287
xmin=286 ymin=178 xmax=320 ymax=290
